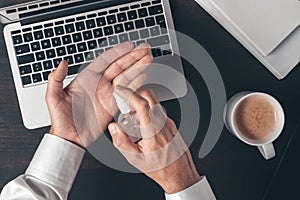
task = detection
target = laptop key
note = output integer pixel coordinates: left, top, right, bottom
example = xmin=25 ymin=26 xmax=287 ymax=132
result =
xmin=135 ymin=19 xmax=145 ymax=29
xmin=88 ymin=40 xmax=97 ymax=50
xmin=93 ymin=28 xmax=103 ymax=38
xmin=41 ymin=39 xmax=51 ymax=49
xmin=163 ymin=49 xmax=172 ymax=55
xmin=152 ymin=0 xmax=162 ymax=5
xmin=95 ymin=49 xmax=104 ymax=57
xmin=119 ymin=33 xmax=129 ymax=42
xmin=53 ymin=58 xmax=62 ymax=67
xmin=138 ymin=8 xmax=148 ymax=18
xmin=62 ymin=35 xmax=72 ymax=44
xmin=64 ymin=56 xmax=74 ymax=65
xmin=65 ymin=24 xmax=75 ymax=33
xmin=43 ymin=71 xmax=51 ymax=81
xmin=68 ymin=65 xmax=80 ymax=75
xmin=31 ymin=42 xmax=41 ymax=51
xmin=46 ymin=49 xmax=56 ymax=58
xmin=127 ymin=11 xmax=137 ymax=20
xmin=129 ymin=31 xmax=139 ymax=41
xmin=104 ymin=26 xmax=114 ymax=36
xmin=73 ymin=33 xmax=83 ymax=42
xmin=150 ymin=26 xmax=160 ymax=36
xmin=86 ymin=19 xmax=96 ymax=29
xmin=17 ymin=54 xmax=34 ymax=65
xmin=98 ymin=38 xmax=108 ymax=47
xmin=145 ymin=17 xmax=155 ymax=27
xmin=67 ymin=44 xmax=76 ymax=54
xmin=156 ymin=15 xmax=166 ymax=28
xmin=76 ymin=22 xmax=85 ymax=31
xmin=74 ymin=54 xmax=84 ymax=63
xmin=83 ymin=31 xmax=93 ymax=40
xmin=96 ymin=17 xmax=106 ymax=26
xmin=77 ymin=43 xmax=87 ymax=52
xmin=51 ymin=37 xmax=62 ymax=47
xmin=136 ymin=40 xmax=146 ymax=46
xmin=23 ymin=33 xmax=33 ymax=42
xmin=109 ymin=36 xmax=118 ymax=45
xmin=19 ymin=65 xmax=32 ymax=75
xmin=32 ymin=63 xmax=43 ymax=72
xmin=114 ymin=24 xmax=124 ymax=34
xmin=13 ymin=35 xmax=23 ymax=45
xmin=36 ymin=51 xmax=46 ymax=61
xmin=43 ymin=60 xmax=53 ymax=70
xmin=85 ymin=51 xmax=95 ymax=61
xmin=32 ymin=73 xmax=42 ymax=83
xmin=57 ymin=47 xmax=67 ymax=56
xmin=140 ymin=29 xmax=150 ymax=39
xmin=44 ymin=28 xmax=54 ymax=38
xmin=54 ymin=26 xmax=64 ymax=35
xmin=149 ymin=5 xmax=163 ymax=15
xmin=151 ymin=48 xmax=162 ymax=57
xmin=117 ymin=13 xmax=127 ymax=22
xmin=22 ymin=75 xmax=32 ymax=85
xmin=34 ymin=31 xmax=44 ymax=40
xmin=124 ymin=22 xmax=134 ymax=31
xmin=15 ymin=44 xmax=30 ymax=55
xmin=147 ymin=35 xmax=170 ymax=47
xmin=107 ymin=15 xmax=117 ymax=24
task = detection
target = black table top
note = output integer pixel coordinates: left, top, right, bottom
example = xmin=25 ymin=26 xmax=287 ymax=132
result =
xmin=0 ymin=0 xmax=299 ymax=199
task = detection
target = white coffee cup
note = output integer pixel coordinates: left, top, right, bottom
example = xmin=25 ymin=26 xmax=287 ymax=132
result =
xmin=223 ymin=92 xmax=285 ymax=160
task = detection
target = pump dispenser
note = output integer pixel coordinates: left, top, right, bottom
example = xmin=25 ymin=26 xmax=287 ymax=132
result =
xmin=113 ymin=93 xmax=141 ymax=143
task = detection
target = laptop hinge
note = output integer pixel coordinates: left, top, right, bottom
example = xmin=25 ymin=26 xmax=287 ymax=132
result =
xmin=0 ymin=0 xmax=85 ymax=24
xmin=20 ymin=0 xmax=138 ymax=26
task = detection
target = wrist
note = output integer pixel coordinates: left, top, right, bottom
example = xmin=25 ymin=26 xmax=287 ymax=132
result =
xmin=49 ymin=126 xmax=86 ymax=149
xmin=162 ymin=173 xmax=202 ymax=194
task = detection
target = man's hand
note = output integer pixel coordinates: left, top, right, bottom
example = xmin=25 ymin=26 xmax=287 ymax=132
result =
xmin=108 ymin=86 xmax=201 ymax=194
xmin=46 ymin=42 xmax=153 ymax=148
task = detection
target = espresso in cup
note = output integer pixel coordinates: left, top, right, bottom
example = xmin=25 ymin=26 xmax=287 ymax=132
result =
xmin=234 ymin=95 xmax=277 ymax=140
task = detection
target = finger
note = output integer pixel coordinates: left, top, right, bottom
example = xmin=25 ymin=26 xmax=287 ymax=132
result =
xmin=112 ymin=54 xmax=152 ymax=87
xmin=82 ymin=41 xmax=134 ymax=75
xmin=104 ymin=43 xmax=151 ymax=81
xmin=139 ymin=89 xmax=160 ymax=108
xmin=114 ymin=85 xmax=151 ymax=126
xmin=127 ymin=73 xmax=147 ymax=91
xmin=108 ymin=123 xmax=140 ymax=153
xmin=46 ymin=60 xmax=68 ymax=99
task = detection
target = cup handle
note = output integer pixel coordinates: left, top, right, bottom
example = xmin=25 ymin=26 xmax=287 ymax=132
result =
xmin=257 ymin=143 xmax=276 ymax=160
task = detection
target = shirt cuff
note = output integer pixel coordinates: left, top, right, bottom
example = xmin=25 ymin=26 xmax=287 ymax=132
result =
xmin=25 ymin=134 xmax=85 ymax=192
xmin=165 ymin=176 xmax=216 ymax=200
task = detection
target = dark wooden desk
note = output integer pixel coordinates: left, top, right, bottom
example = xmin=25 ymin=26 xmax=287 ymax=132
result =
xmin=0 ymin=0 xmax=299 ymax=199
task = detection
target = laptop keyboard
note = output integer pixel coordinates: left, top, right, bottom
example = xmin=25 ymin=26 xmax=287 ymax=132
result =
xmin=11 ymin=0 xmax=173 ymax=87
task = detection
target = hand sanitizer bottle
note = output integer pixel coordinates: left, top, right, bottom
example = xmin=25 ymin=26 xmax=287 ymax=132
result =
xmin=113 ymin=93 xmax=141 ymax=143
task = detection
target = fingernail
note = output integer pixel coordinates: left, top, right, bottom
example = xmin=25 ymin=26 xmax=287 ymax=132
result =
xmin=109 ymin=124 xmax=117 ymax=135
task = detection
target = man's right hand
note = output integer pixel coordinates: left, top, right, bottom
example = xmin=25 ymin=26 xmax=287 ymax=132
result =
xmin=108 ymin=86 xmax=201 ymax=194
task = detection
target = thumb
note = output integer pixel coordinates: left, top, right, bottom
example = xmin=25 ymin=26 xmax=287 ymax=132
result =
xmin=108 ymin=123 xmax=140 ymax=153
xmin=46 ymin=60 xmax=68 ymax=99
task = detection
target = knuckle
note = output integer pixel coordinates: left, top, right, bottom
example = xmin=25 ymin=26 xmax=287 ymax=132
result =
xmin=137 ymin=99 xmax=150 ymax=111
xmin=139 ymin=89 xmax=155 ymax=98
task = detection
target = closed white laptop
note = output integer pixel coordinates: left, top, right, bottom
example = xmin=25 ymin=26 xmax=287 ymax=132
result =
xmin=195 ymin=0 xmax=300 ymax=79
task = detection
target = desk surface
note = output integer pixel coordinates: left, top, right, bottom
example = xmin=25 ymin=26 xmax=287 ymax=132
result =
xmin=0 ymin=0 xmax=300 ymax=199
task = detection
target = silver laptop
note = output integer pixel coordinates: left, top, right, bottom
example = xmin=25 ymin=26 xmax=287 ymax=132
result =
xmin=1 ymin=0 xmax=187 ymax=129
xmin=195 ymin=0 xmax=300 ymax=79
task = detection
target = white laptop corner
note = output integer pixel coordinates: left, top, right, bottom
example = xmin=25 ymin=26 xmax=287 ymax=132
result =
xmin=195 ymin=0 xmax=300 ymax=79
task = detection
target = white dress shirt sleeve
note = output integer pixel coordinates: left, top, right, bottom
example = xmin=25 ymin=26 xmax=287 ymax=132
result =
xmin=165 ymin=176 xmax=216 ymax=200
xmin=0 ymin=134 xmax=85 ymax=200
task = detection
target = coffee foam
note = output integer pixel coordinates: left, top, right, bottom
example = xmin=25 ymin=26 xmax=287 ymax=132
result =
xmin=234 ymin=95 xmax=277 ymax=140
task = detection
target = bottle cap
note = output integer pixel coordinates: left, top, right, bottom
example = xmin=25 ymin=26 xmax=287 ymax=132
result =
xmin=113 ymin=93 xmax=132 ymax=114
